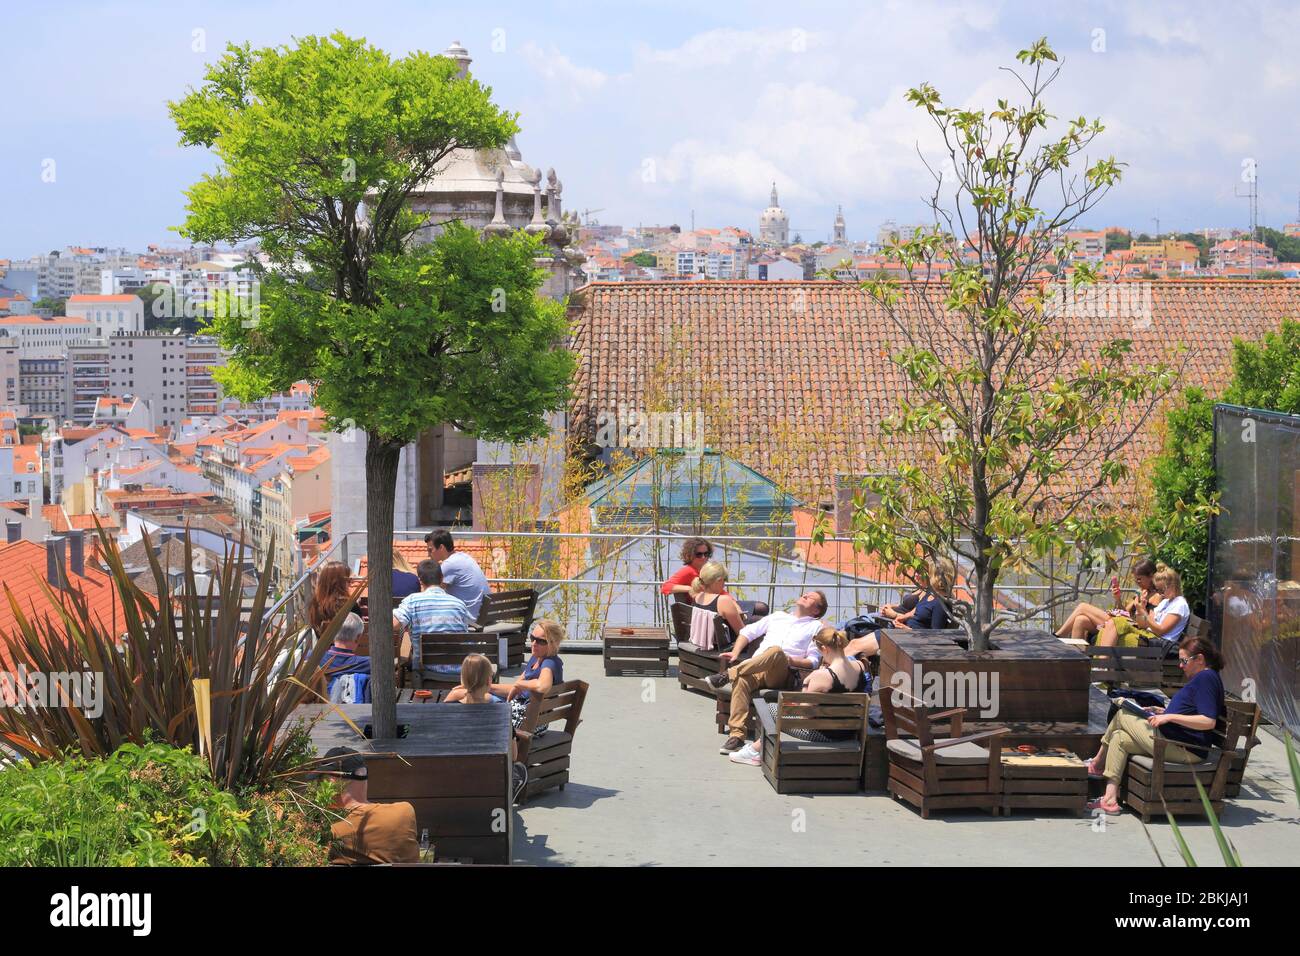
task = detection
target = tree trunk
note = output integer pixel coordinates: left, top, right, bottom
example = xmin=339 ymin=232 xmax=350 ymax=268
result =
xmin=365 ymin=435 xmax=403 ymax=740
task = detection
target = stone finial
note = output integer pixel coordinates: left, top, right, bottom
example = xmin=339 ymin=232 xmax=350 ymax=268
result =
xmin=484 ymin=167 xmax=511 ymax=236
xmin=526 ymin=168 xmax=549 ymax=236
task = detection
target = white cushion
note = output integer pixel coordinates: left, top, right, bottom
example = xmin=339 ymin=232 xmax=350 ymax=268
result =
xmin=887 ymin=737 xmax=991 ymax=765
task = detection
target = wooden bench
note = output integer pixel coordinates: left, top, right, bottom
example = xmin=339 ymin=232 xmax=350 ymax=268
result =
xmin=881 ymin=691 xmax=1009 ymax=818
xmin=670 ymin=601 xmax=731 ymax=695
xmin=515 ymin=679 xmax=589 ymax=802
xmin=476 ymin=588 xmax=537 ymax=668
xmin=756 ymin=692 xmax=869 ymax=794
xmin=410 ymin=632 xmax=501 ymax=688
xmin=1088 ymin=643 xmax=1186 ymax=695
xmin=1121 ymin=699 xmax=1261 ymax=822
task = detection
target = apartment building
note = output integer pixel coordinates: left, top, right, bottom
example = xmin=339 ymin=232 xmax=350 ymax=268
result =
xmin=0 ymin=314 xmax=93 ymax=357
xmin=106 ymin=333 xmax=227 ymax=429
xmin=0 ymin=345 xmax=19 ymax=408
xmin=66 ymin=342 xmax=111 ymax=424
xmin=256 ymin=444 xmax=331 ymax=587
xmin=19 ymin=356 xmax=68 ymax=417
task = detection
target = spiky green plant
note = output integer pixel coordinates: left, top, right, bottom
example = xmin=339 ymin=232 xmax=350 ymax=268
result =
xmin=0 ymin=524 xmax=348 ymax=791
xmin=1161 ymin=731 xmax=1299 ymax=867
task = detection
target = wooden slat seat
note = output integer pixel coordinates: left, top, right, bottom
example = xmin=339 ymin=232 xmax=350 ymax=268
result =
xmin=1088 ymin=643 xmax=1186 ymax=695
xmin=881 ymin=690 xmax=1008 ymax=818
xmin=1121 ymin=698 xmax=1260 ymax=822
xmin=410 ymin=632 xmax=500 ymax=688
xmin=756 ymin=692 xmax=869 ymax=794
xmin=514 ymin=679 xmax=589 ymax=802
xmin=475 ymin=589 xmax=537 ymax=669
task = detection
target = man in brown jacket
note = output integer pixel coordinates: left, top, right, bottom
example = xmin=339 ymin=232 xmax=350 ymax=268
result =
xmin=324 ymin=747 xmax=419 ymax=865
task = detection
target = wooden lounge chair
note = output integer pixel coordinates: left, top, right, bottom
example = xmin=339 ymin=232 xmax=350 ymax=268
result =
xmin=475 ymin=588 xmax=537 ymax=668
xmin=514 ymin=679 xmax=589 ymax=802
xmin=671 ymin=600 xmax=732 ymax=695
xmin=409 ymin=632 xmax=500 ymax=688
xmin=1121 ymin=699 xmax=1261 ymax=822
xmin=881 ymin=689 xmax=1008 ymax=818
xmin=755 ymin=691 xmax=869 ymax=794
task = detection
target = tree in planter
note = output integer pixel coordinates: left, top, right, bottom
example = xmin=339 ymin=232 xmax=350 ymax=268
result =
xmin=851 ymin=39 xmax=1179 ymax=649
xmin=1144 ymin=319 xmax=1300 ymax=612
xmin=171 ymin=33 xmax=573 ymax=736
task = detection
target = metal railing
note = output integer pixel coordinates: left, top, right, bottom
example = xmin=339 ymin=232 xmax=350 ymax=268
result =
xmin=266 ymin=528 xmax=1116 ymax=644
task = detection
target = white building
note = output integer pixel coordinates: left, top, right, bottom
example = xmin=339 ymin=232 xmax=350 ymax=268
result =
xmin=0 ymin=314 xmax=93 ymax=357
xmin=66 ymin=294 xmax=145 ymax=338
xmin=758 ymin=183 xmax=790 ymax=247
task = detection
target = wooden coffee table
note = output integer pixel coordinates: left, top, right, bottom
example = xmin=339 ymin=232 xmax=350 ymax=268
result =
xmin=999 ymin=747 xmax=1088 ymax=816
xmin=602 ymin=625 xmax=671 ymax=677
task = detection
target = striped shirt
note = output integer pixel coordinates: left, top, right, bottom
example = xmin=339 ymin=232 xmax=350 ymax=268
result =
xmin=395 ymin=587 xmax=471 ymax=670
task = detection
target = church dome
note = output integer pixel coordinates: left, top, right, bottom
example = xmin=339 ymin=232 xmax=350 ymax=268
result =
xmin=758 ymin=182 xmax=789 ymax=245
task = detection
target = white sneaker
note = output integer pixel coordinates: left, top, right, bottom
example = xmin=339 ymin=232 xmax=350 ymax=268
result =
xmin=729 ymin=743 xmax=762 ymax=766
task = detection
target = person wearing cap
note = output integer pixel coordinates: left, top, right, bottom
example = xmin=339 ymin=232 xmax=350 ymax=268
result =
xmin=324 ymin=747 xmax=419 ymax=865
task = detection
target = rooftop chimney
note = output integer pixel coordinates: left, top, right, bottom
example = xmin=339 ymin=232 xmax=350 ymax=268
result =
xmin=5 ymin=519 xmax=20 ymax=544
xmin=67 ymin=529 xmax=85 ymax=577
xmin=45 ymin=535 xmax=67 ymax=589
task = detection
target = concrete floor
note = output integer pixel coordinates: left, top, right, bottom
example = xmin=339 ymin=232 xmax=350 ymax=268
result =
xmin=513 ymin=652 xmax=1300 ymax=866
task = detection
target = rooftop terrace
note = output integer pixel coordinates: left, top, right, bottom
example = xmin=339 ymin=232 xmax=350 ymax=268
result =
xmin=511 ymin=653 xmax=1300 ymax=866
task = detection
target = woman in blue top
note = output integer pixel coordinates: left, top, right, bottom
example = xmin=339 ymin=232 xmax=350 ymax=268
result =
xmin=490 ymin=618 xmax=565 ymax=730
xmin=845 ymin=556 xmax=956 ymax=660
xmin=1085 ymin=635 xmax=1226 ymax=815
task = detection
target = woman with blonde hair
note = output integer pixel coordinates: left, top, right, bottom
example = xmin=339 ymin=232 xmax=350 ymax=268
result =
xmin=445 ymin=653 xmax=495 ymax=704
xmin=1095 ymin=563 xmax=1190 ymax=647
xmin=392 ymin=547 xmax=421 ymax=600
xmin=844 ymin=555 xmax=957 ymax=660
xmin=689 ymin=561 xmax=745 ymax=639
xmin=491 ymin=618 xmax=566 ymax=732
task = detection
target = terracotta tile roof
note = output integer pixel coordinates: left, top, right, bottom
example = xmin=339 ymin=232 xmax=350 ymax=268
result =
xmin=0 ymin=314 xmax=91 ymax=325
xmin=567 ymin=279 xmax=1300 ymax=501
xmin=287 ymin=446 xmax=330 ymax=472
xmin=67 ymin=294 xmax=141 ymax=303
xmin=0 ymin=540 xmax=131 ymax=674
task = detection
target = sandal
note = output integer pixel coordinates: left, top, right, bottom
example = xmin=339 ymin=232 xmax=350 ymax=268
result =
xmin=1086 ymin=797 xmax=1122 ymax=816
xmin=1085 ymin=756 xmax=1103 ymax=778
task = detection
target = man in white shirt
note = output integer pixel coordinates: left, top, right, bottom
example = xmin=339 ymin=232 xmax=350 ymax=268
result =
xmin=706 ymin=590 xmax=829 ymax=754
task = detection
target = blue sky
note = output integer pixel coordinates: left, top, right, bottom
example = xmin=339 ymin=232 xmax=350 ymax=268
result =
xmin=3 ymin=0 xmax=1299 ymax=256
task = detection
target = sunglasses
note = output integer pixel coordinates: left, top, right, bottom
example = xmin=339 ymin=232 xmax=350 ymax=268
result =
xmin=694 ymin=550 xmax=712 ymax=558
xmin=1177 ymin=655 xmax=1201 ymax=668
xmin=531 ymin=635 xmax=549 ymax=645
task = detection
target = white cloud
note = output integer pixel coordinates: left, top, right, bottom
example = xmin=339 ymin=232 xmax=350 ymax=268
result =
xmin=519 ymin=41 xmax=608 ymax=103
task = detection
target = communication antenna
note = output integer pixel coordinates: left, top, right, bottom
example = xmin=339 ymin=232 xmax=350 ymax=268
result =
xmin=1235 ymin=163 xmax=1259 ymax=278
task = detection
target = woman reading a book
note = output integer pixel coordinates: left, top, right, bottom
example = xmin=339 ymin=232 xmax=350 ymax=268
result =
xmin=1085 ymin=635 xmax=1225 ymax=815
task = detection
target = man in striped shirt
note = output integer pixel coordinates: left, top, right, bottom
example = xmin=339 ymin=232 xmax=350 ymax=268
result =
xmin=393 ymin=559 xmax=472 ymax=673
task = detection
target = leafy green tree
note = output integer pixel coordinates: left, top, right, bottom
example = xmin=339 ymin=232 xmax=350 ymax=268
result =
xmin=852 ymin=39 xmax=1178 ymax=648
xmin=33 ymin=296 xmax=65 ymax=314
xmin=628 ymin=251 xmax=657 ymax=268
xmin=1255 ymin=226 xmax=1300 ymax=264
xmin=1145 ymin=319 xmax=1300 ymax=612
xmin=170 ymin=33 xmax=572 ymax=736
xmin=1105 ymin=230 xmax=1130 ymax=252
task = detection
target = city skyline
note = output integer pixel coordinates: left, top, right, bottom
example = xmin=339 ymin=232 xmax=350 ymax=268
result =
xmin=3 ymin=0 xmax=1300 ymax=256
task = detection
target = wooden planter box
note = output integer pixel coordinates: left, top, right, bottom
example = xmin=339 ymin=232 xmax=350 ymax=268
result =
xmin=603 ymin=626 xmax=670 ymax=677
xmin=303 ymin=702 xmax=513 ymax=866
xmin=879 ymin=629 xmax=1090 ymax=724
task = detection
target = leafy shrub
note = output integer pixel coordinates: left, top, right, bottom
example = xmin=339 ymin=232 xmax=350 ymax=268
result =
xmin=0 ymin=736 xmax=337 ymax=867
